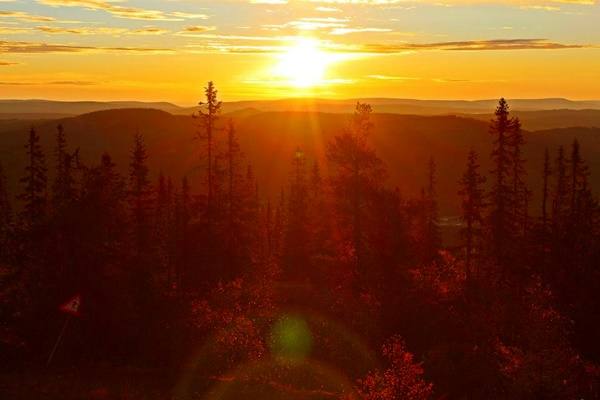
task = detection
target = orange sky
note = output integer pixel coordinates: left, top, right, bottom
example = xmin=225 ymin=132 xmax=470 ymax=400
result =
xmin=1 ymin=0 xmax=599 ymax=104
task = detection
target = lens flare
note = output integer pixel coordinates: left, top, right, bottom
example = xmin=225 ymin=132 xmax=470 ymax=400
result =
xmin=270 ymin=314 xmax=313 ymax=361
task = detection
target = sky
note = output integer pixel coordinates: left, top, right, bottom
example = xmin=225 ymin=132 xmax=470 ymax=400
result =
xmin=0 ymin=0 xmax=599 ymax=104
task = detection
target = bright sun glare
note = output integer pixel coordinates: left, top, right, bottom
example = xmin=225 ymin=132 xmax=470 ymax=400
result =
xmin=273 ymin=38 xmax=331 ymax=88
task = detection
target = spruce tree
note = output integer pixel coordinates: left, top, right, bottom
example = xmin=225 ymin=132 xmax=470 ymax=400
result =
xmin=509 ymin=117 xmax=529 ymax=237
xmin=272 ymin=189 xmax=286 ymax=260
xmin=245 ymin=164 xmax=262 ymax=259
xmin=52 ymin=124 xmax=75 ymax=212
xmin=567 ymin=140 xmax=595 ymax=273
xmin=569 ymin=139 xmax=586 ymax=215
xmin=175 ymin=176 xmax=191 ymax=291
xmin=19 ymin=127 xmax=47 ymax=228
xmin=283 ymin=148 xmax=310 ymax=279
xmin=79 ymin=152 xmax=126 ymax=270
xmin=155 ymin=172 xmax=171 ymax=285
xmin=458 ymin=150 xmax=486 ymax=282
xmin=487 ymin=98 xmax=514 ymax=269
xmin=552 ymin=146 xmax=569 ymax=232
xmin=536 ymin=147 xmax=553 ymax=270
xmin=156 ymin=173 xmax=168 ymax=227
xmin=128 ymin=133 xmax=152 ymax=259
xmin=541 ymin=148 xmax=551 ymax=233
xmin=99 ymin=152 xmax=126 ymax=240
xmin=0 ymin=162 xmax=12 ymax=258
xmin=424 ymin=156 xmax=441 ymax=260
xmin=307 ymin=161 xmax=331 ymax=264
xmin=549 ymin=145 xmax=570 ymax=290
xmin=195 ymin=81 xmax=222 ymax=225
xmin=327 ymin=102 xmax=385 ymax=276
xmin=225 ymin=119 xmax=243 ymax=240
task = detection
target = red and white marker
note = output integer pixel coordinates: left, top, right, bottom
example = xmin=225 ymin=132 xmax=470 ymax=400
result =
xmin=47 ymin=294 xmax=82 ymax=366
xmin=59 ymin=294 xmax=81 ymax=317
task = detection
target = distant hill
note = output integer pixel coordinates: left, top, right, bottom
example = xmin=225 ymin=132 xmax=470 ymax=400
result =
xmin=0 ymin=109 xmax=598 ymax=215
xmin=3 ymin=98 xmax=600 ymax=123
xmin=0 ymin=100 xmax=184 ymax=118
xmin=462 ymin=109 xmax=600 ymax=130
xmin=218 ymin=98 xmax=600 ymax=115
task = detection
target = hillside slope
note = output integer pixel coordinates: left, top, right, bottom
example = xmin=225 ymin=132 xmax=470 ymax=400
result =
xmin=1 ymin=109 xmax=598 ymax=214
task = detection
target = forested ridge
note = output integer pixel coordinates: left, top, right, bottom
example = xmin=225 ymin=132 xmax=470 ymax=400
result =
xmin=1 ymin=83 xmax=599 ymax=399
xmin=3 ymin=109 xmax=600 ymax=217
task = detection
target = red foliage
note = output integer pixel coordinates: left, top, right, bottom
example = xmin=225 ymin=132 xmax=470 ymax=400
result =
xmin=191 ymin=262 xmax=280 ymax=367
xmin=357 ymin=336 xmax=433 ymax=400
xmin=410 ymin=250 xmax=465 ymax=303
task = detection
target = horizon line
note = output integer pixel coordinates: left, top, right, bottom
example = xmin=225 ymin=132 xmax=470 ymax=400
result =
xmin=2 ymin=96 xmax=600 ymax=109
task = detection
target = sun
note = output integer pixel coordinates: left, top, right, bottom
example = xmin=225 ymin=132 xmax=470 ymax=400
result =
xmin=273 ymin=38 xmax=331 ymax=88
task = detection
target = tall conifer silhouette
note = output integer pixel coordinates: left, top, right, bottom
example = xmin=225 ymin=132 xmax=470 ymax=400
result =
xmin=327 ymin=102 xmax=385 ymax=276
xmin=487 ymin=98 xmax=515 ymax=270
xmin=128 ymin=133 xmax=152 ymax=259
xmin=19 ymin=127 xmax=47 ymax=228
xmin=541 ymin=148 xmax=551 ymax=233
xmin=195 ymin=81 xmax=222 ymax=227
xmin=509 ymin=117 xmax=529 ymax=237
xmin=424 ymin=156 xmax=441 ymax=261
xmin=51 ymin=124 xmax=75 ymax=211
xmin=458 ymin=150 xmax=486 ymax=282
xmin=283 ymin=148 xmax=310 ymax=279
xmin=0 ymin=162 xmax=12 ymax=258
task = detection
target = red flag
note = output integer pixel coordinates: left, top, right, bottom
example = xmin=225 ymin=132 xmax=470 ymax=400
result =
xmin=59 ymin=294 xmax=81 ymax=317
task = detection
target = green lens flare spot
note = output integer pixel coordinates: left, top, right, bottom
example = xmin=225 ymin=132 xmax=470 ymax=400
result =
xmin=270 ymin=315 xmax=312 ymax=361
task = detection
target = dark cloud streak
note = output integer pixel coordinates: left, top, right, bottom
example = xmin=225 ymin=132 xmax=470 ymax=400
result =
xmin=353 ymin=38 xmax=588 ymax=53
xmin=0 ymin=80 xmax=97 ymax=86
xmin=0 ymin=40 xmax=171 ymax=54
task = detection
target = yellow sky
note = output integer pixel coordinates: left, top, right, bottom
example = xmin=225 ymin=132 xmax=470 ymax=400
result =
xmin=1 ymin=0 xmax=599 ymax=104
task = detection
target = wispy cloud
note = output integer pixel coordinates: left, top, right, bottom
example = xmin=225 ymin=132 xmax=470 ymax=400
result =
xmin=263 ymin=17 xmax=349 ymax=31
xmin=37 ymin=0 xmax=210 ymax=21
xmin=249 ymin=0 xmax=288 ymax=3
xmin=322 ymin=0 xmax=594 ymax=3
xmin=184 ymin=33 xmax=294 ymax=42
xmin=176 ymin=25 xmax=217 ymax=36
xmin=366 ymin=74 xmax=505 ymax=83
xmin=0 ymin=40 xmax=171 ymax=54
xmin=432 ymin=77 xmax=507 ymax=83
xmin=0 ymin=60 xmax=19 ymax=66
xmin=130 ymin=27 xmax=170 ymax=35
xmin=347 ymin=38 xmax=590 ymax=53
xmin=0 ymin=80 xmax=97 ymax=85
xmin=330 ymin=27 xmax=392 ymax=35
xmin=36 ymin=26 xmax=126 ymax=35
xmin=184 ymin=37 xmax=591 ymax=54
xmin=367 ymin=74 xmax=419 ymax=80
xmin=185 ymin=43 xmax=282 ymax=54
xmin=0 ymin=26 xmax=31 ymax=34
xmin=519 ymin=5 xmax=561 ymax=11
xmin=243 ymin=77 xmax=355 ymax=85
xmin=170 ymin=11 xmax=211 ymax=20
xmin=315 ymin=6 xmax=342 ymax=12
xmin=34 ymin=25 xmax=170 ymax=35
xmin=0 ymin=10 xmax=55 ymax=22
